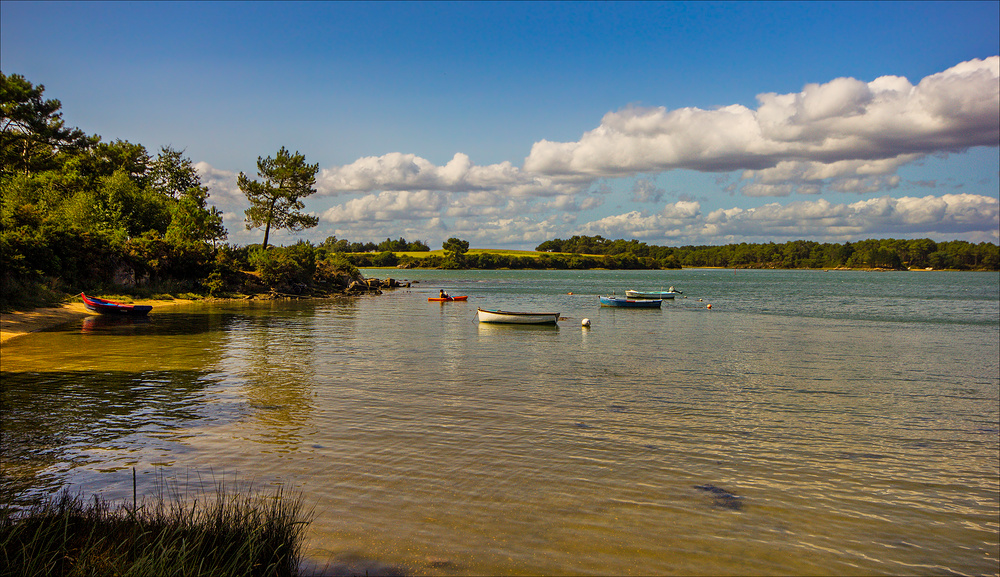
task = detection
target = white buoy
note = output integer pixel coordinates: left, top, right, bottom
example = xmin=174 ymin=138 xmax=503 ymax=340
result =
xmin=581 ymin=318 xmax=591 ymax=328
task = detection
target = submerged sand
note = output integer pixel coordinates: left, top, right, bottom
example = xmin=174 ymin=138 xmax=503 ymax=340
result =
xmin=0 ymin=299 xmax=197 ymax=344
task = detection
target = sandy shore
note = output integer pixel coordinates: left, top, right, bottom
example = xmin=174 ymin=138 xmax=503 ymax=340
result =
xmin=0 ymin=298 xmax=197 ymax=344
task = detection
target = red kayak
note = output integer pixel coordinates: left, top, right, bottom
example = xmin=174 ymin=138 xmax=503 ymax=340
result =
xmin=81 ymin=293 xmax=152 ymax=316
xmin=428 ymin=295 xmax=468 ymax=302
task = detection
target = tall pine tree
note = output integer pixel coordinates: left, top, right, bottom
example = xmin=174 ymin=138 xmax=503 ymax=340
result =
xmin=238 ymin=147 xmax=319 ymax=250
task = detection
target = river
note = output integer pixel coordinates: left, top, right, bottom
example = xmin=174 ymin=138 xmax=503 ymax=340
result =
xmin=1 ymin=268 xmax=997 ymax=575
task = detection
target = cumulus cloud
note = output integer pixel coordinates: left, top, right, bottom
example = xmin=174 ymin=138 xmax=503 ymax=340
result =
xmin=195 ymin=162 xmax=244 ymax=211
xmin=317 ymin=152 xmax=584 ymax=198
xmin=321 ymin=189 xmax=449 ymax=223
xmin=577 ymin=194 xmax=998 ymax=243
xmin=198 ymin=57 xmax=998 ymax=249
xmin=524 ymin=57 xmax=999 ymax=195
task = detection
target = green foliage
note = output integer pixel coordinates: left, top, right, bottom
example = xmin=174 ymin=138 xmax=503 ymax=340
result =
xmin=239 ymin=147 xmax=319 ymax=250
xmin=442 ymin=237 xmax=470 ymax=255
xmin=247 ymin=242 xmax=318 ymax=290
xmin=1 ymin=72 xmax=95 ymax=177
xmin=165 ymin=186 xmax=226 ymax=245
xmin=371 ymin=250 xmax=399 ymax=267
xmin=442 ymin=237 xmax=470 ymax=267
xmin=0 ymin=484 xmax=310 ymax=577
xmin=149 ymin=145 xmax=201 ymax=198
xmin=0 ymin=73 xmax=237 ymax=307
xmin=534 ymin=235 xmax=998 ymax=271
xmin=314 ymin=253 xmax=362 ymax=287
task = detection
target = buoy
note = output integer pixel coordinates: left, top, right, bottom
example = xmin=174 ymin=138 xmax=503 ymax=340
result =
xmin=568 ymin=292 xmax=573 ymax=295
xmin=706 ymin=303 xmax=712 ymax=309
xmin=582 ymin=318 xmax=591 ymax=327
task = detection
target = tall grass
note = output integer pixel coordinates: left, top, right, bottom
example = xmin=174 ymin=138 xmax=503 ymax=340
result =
xmin=1 ymin=479 xmax=311 ymax=577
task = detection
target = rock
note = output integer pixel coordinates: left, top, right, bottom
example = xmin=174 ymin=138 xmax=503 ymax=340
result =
xmin=694 ymin=484 xmax=744 ymax=510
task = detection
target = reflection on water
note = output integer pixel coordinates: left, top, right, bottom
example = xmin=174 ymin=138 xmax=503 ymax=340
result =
xmin=2 ymin=273 xmax=998 ymax=576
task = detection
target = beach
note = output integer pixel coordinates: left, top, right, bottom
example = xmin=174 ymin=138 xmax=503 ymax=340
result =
xmin=0 ymin=299 xmax=198 ymax=344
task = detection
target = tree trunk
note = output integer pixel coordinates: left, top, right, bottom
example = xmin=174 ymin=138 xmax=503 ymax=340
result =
xmin=261 ymin=198 xmax=277 ymax=250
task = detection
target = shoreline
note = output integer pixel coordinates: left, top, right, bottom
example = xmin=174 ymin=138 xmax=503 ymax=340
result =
xmin=0 ymin=298 xmax=200 ymax=344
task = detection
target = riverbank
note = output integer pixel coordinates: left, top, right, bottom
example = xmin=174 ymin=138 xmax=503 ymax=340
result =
xmin=0 ymin=298 xmax=199 ymax=344
xmin=0 ymin=279 xmax=400 ymax=344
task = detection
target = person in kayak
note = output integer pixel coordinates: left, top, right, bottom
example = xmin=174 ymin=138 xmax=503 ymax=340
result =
xmin=439 ymin=289 xmax=449 ymax=299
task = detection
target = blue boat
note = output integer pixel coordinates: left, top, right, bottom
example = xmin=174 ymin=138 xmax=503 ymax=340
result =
xmin=599 ymin=296 xmax=662 ymax=308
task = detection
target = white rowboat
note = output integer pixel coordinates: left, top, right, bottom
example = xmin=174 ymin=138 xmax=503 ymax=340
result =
xmin=625 ymin=289 xmax=680 ymax=299
xmin=477 ymin=308 xmax=560 ymax=324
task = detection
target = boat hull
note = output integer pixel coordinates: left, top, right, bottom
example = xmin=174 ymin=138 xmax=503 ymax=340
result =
xmin=477 ymin=308 xmax=559 ymax=324
xmin=428 ymin=296 xmax=468 ymax=301
xmin=600 ymin=296 xmax=662 ymax=308
xmin=81 ymin=293 xmax=152 ymax=316
xmin=625 ymin=290 xmax=679 ymax=299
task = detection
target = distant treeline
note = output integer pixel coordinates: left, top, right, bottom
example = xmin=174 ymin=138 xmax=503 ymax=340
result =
xmin=322 ymin=236 xmax=430 ymax=253
xmin=534 ymin=235 xmax=999 ymax=271
xmin=331 ymin=234 xmax=999 ymax=271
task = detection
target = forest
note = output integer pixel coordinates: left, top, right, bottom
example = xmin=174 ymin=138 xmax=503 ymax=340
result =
xmin=0 ymin=72 xmax=364 ymax=311
xmin=2 ymin=72 xmax=997 ymax=312
xmin=533 ymin=235 xmax=999 ymax=271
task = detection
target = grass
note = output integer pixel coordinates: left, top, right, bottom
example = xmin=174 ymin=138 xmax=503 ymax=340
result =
xmin=1 ymin=478 xmax=312 ymax=577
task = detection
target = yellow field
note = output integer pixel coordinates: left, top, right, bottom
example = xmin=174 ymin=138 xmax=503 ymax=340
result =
xmin=370 ymin=249 xmax=602 ymax=259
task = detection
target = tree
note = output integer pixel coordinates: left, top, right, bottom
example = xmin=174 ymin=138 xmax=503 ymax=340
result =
xmin=443 ymin=237 xmax=469 ymax=258
xmin=238 ymin=147 xmax=319 ymax=250
xmin=1 ymin=72 xmax=95 ymax=176
xmin=442 ymin=237 xmax=470 ymax=267
xmin=165 ymin=186 xmax=227 ymax=245
xmin=150 ymin=145 xmax=201 ymax=198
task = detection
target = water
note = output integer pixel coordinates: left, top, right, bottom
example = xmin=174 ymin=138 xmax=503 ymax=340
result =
xmin=2 ymin=269 xmax=998 ymax=576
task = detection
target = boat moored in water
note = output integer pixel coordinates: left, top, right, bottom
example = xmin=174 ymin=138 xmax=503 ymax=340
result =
xmin=600 ymin=296 xmax=662 ymax=308
xmin=625 ymin=288 xmax=681 ymax=299
xmin=477 ymin=308 xmax=560 ymax=324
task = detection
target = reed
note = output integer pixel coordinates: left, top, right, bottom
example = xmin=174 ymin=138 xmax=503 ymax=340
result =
xmin=1 ymin=479 xmax=311 ymax=577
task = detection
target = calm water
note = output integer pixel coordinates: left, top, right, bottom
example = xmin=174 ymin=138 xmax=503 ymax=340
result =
xmin=2 ymin=269 xmax=998 ymax=576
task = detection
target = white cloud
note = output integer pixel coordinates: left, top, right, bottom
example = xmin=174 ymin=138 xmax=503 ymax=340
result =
xmin=195 ymin=162 xmax=244 ymax=211
xmin=321 ymin=189 xmax=448 ymax=223
xmin=523 ymin=57 xmax=999 ymax=195
xmin=573 ymin=194 xmax=998 ymax=244
xmin=317 ymin=152 xmax=584 ymax=198
xmin=196 ymin=57 xmax=998 ymax=249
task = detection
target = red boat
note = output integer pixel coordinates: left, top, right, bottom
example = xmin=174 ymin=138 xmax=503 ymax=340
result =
xmin=428 ymin=295 xmax=468 ymax=302
xmin=81 ymin=293 xmax=152 ymax=316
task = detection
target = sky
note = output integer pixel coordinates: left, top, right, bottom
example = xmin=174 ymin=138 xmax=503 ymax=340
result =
xmin=2 ymin=1 xmax=998 ymax=249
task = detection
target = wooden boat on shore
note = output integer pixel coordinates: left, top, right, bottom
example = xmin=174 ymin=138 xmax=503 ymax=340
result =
xmin=477 ymin=308 xmax=559 ymax=324
xmin=81 ymin=293 xmax=152 ymax=316
xmin=625 ymin=289 xmax=681 ymax=299
xmin=600 ymin=296 xmax=662 ymax=308
xmin=428 ymin=295 xmax=468 ymax=302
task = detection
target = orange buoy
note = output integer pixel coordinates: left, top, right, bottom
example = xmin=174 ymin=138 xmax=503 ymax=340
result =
xmin=706 ymin=303 xmax=712 ymax=309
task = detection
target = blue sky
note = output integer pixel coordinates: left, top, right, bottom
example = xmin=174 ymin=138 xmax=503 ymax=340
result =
xmin=2 ymin=1 xmax=998 ymax=249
